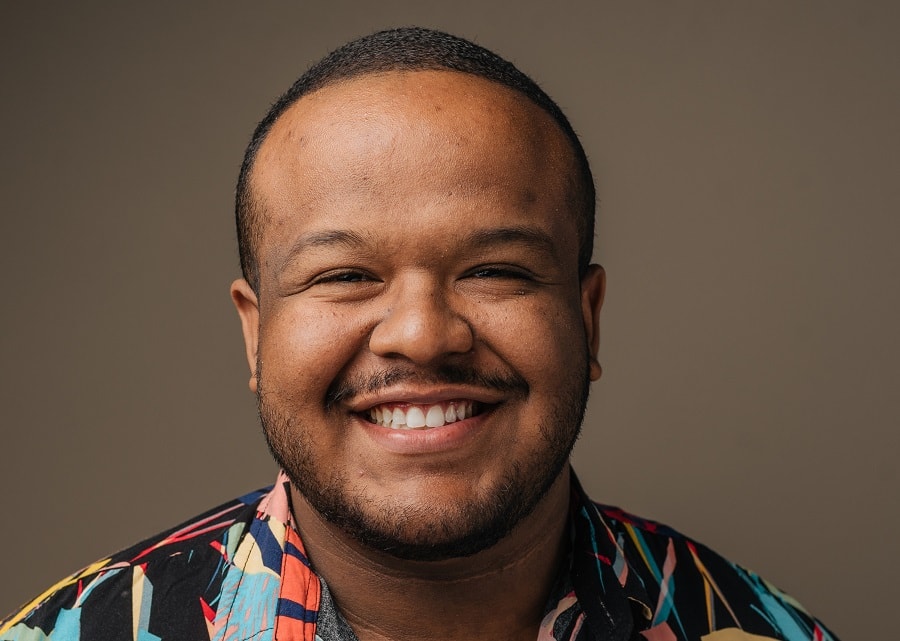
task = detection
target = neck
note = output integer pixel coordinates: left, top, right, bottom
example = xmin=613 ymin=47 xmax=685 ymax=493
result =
xmin=289 ymin=470 xmax=572 ymax=641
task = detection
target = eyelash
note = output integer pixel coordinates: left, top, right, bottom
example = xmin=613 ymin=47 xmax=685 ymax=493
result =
xmin=312 ymin=270 xmax=374 ymax=284
xmin=309 ymin=265 xmax=535 ymax=286
xmin=467 ymin=266 xmax=534 ymax=281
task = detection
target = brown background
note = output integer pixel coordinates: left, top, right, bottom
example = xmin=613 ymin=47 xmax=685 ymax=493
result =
xmin=2 ymin=3 xmax=898 ymax=638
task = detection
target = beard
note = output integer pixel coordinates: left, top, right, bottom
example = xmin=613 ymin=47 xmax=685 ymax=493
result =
xmin=256 ymin=361 xmax=590 ymax=562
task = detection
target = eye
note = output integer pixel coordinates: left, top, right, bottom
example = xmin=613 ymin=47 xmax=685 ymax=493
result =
xmin=312 ymin=269 xmax=376 ymax=285
xmin=467 ymin=265 xmax=535 ymax=281
xmin=458 ymin=262 xmax=546 ymax=298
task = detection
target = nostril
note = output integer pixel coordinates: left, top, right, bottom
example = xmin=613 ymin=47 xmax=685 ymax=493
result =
xmin=368 ymin=296 xmax=474 ymax=362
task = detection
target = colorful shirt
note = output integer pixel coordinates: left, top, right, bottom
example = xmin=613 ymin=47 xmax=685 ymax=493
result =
xmin=0 ymin=471 xmax=838 ymax=641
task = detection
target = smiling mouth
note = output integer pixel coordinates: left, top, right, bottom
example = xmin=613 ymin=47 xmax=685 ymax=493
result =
xmin=364 ymin=400 xmax=484 ymax=430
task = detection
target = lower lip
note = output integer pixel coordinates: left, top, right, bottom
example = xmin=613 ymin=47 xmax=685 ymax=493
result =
xmin=356 ymin=409 xmax=492 ymax=455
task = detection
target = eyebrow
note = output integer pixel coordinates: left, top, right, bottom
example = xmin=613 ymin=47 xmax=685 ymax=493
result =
xmin=278 ymin=229 xmax=368 ymax=270
xmin=463 ymin=226 xmax=560 ymax=260
xmin=278 ymin=224 xmax=560 ymax=271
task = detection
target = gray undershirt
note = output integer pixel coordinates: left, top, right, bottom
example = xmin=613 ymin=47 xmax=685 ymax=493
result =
xmin=315 ymin=579 xmax=360 ymax=641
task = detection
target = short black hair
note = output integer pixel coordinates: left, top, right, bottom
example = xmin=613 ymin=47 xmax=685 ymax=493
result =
xmin=235 ymin=27 xmax=595 ymax=291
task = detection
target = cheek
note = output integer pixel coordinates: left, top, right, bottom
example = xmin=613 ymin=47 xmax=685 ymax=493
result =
xmin=473 ymin=296 xmax=586 ymax=377
xmin=258 ymin=304 xmax=370 ymax=401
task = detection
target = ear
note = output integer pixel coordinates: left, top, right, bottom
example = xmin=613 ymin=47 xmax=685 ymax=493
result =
xmin=230 ymin=278 xmax=260 ymax=394
xmin=580 ymin=264 xmax=606 ymax=381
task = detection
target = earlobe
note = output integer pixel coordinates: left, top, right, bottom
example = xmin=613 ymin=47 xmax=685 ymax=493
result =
xmin=230 ymin=278 xmax=260 ymax=394
xmin=580 ymin=265 xmax=606 ymax=381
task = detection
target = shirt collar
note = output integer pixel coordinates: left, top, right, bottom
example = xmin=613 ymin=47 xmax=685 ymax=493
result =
xmin=566 ymin=471 xmax=654 ymax=640
xmin=250 ymin=471 xmax=654 ymax=641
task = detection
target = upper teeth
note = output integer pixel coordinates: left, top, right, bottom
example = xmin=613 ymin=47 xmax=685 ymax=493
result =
xmin=368 ymin=401 xmax=475 ymax=430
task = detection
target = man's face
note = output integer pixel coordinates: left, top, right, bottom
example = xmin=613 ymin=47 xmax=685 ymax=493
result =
xmin=232 ymin=70 xmax=605 ymax=560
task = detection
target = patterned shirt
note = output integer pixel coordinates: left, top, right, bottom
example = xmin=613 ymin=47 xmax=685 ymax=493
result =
xmin=0 ymin=471 xmax=838 ymax=641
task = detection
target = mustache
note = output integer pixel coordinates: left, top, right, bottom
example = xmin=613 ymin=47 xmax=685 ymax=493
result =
xmin=325 ymin=364 xmax=530 ymax=409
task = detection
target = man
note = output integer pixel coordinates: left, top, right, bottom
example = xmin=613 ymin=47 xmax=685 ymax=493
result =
xmin=1 ymin=27 xmax=837 ymax=641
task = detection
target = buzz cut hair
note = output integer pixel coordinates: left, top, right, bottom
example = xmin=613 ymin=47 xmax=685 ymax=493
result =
xmin=235 ymin=26 xmax=596 ymax=292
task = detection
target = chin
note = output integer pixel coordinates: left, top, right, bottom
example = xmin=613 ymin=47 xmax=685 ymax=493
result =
xmin=263 ymin=407 xmax=578 ymax=561
xmin=290 ymin=461 xmax=567 ymax=561
xmin=256 ymin=362 xmax=590 ymax=561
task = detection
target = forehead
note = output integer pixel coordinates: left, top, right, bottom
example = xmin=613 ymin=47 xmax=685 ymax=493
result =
xmin=267 ymin=69 xmax=568 ymax=149
xmin=250 ymin=70 xmax=581 ymax=262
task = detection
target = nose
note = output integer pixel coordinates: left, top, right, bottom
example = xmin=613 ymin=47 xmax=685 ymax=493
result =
xmin=368 ymin=276 xmax=474 ymax=364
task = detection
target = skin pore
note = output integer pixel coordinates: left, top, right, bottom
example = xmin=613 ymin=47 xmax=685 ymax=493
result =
xmin=231 ymin=70 xmax=605 ymax=641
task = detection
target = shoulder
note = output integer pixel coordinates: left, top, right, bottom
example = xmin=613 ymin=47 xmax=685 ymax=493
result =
xmin=586 ymin=501 xmax=840 ymax=641
xmin=0 ymin=487 xmax=271 ymax=641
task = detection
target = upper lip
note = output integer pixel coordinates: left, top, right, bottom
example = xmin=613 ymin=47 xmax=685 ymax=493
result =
xmin=345 ymin=385 xmax=508 ymax=412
